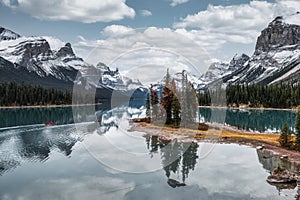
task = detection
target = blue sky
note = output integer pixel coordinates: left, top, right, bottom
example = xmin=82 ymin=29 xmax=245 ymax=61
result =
xmin=0 ymin=0 xmax=298 ymax=64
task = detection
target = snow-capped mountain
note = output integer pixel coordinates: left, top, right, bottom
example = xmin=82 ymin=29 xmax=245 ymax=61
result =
xmin=96 ymin=62 xmax=145 ymax=91
xmin=199 ymin=14 xmax=300 ymax=88
xmin=3 ymin=13 xmax=298 ymax=96
xmin=0 ymin=27 xmax=147 ymax=94
xmin=0 ymin=27 xmax=20 ymax=41
xmin=151 ymin=14 xmax=300 ymax=91
xmin=0 ymin=32 xmax=86 ymax=89
xmin=199 ymin=54 xmax=250 ymax=88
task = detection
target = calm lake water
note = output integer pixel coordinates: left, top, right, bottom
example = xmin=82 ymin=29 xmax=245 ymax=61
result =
xmin=0 ymin=106 xmax=299 ymax=199
xmin=199 ymin=107 xmax=296 ymax=133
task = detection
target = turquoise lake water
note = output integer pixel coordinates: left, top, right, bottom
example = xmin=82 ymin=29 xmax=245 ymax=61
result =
xmin=0 ymin=106 xmax=299 ymax=199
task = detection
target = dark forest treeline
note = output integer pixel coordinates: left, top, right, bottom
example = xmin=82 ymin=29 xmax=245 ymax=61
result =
xmin=198 ymin=83 xmax=300 ymax=109
xmin=2 ymin=80 xmax=300 ymax=108
xmin=0 ymin=82 xmax=72 ymax=106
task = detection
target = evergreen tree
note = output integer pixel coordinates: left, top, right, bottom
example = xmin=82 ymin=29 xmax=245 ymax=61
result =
xmin=198 ymin=83 xmax=300 ymax=109
xmin=181 ymin=71 xmax=197 ymax=127
xmin=161 ymin=69 xmax=173 ymax=124
xmin=0 ymin=82 xmax=73 ymax=106
xmin=279 ymin=123 xmax=292 ymax=148
xmin=150 ymin=85 xmax=159 ymax=119
xmin=146 ymin=92 xmax=151 ymax=118
xmin=181 ymin=71 xmax=189 ymax=127
xmin=295 ymin=107 xmax=300 ymax=150
xmin=171 ymin=79 xmax=181 ymax=126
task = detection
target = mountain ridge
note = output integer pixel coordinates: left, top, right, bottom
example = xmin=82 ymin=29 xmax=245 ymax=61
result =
xmin=0 ymin=27 xmax=146 ymax=95
xmin=1 ymin=14 xmax=300 ymax=94
xmin=199 ymin=13 xmax=300 ymax=89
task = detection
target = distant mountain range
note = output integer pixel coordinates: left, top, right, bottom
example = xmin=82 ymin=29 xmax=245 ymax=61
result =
xmin=0 ymin=14 xmax=300 ymax=96
xmin=0 ymin=27 xmax=146 ymax=102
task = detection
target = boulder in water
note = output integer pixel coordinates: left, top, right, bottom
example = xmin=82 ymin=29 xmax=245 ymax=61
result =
xmin=167 ymin=179 xmax=186 ymax=188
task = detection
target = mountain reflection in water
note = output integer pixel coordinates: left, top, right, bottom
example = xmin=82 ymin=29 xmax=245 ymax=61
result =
xmin=0 ymin=105 xmax=300 ymax=199
xmin=0 ymin=104 xmax=145 ymax=176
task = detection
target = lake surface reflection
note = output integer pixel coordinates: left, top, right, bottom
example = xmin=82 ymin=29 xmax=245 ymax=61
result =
xmin=0 ymin=105 xmax=299 ymax=199
xmin=199 ymin=107 xmax=296 ymax=133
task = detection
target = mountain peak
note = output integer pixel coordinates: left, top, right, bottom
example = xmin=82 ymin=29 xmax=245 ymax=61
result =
xmin=56 ymin=42 xmax=75 ymax=57
xmin=229 ymin=53 xmax=249 ymax=69
xmin=255 ymin=15 xmax=300 ymax=54
xmin=0 ymin=27 xmax=20 ymax=41
xmin=268 ymin=16 xmax=284 ymax=27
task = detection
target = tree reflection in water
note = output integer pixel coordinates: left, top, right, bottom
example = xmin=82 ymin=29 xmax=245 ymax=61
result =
xmin=145 ymin=135 xmax=199 ymax=183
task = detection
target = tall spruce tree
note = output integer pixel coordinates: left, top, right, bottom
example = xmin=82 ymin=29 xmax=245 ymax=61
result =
xmin=150 ymin=85 xmax=159 ymax=119
xmin=279 ymin=123 xmax=292 ymax=148
xmin=181 ymin=71 xmax=188 ymax=127
xmin=295 ymin=107 xmax=300 ymax=150
xmin=146 ymin=92 xmax=151 ymax=119
xmin=171 ymin=79 xmax=181 ymax=126
xmin=161 ymin=69 xmax=173 ymax=124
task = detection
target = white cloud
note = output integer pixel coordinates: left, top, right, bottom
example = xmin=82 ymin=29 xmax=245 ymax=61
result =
xmin=101 ymin=25 xmax=136 ymax=38
xmin=140 ymin=9 xmax=152 ymax=17
xmin=13 ymin=176 xmax=134 ymax=200
xmin=1 ymin=0 xmax=135 ymax=23
xmin=74 ymin=26 xmax=211 ymax=85
xmin=170 ymin=0 xmax=189 ymax=7
xmin=174 ymin=0 xmax=300 ymax=44
xmin=73 ymin=0 xmax=300 ymax=73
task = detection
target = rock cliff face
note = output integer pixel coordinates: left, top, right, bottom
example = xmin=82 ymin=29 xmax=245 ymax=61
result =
xmin=255 ymin=16 xmax=300 ymax=54
xmin=56 ymin=43 xmax=75 ymax=58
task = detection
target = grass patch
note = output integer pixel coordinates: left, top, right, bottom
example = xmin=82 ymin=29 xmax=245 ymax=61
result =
xmin=135 ymin=120 xmax=281 ymax=145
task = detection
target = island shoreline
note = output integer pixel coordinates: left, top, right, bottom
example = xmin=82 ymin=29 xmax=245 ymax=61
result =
xmin=130 ymin=122 xmax=300 ymax=167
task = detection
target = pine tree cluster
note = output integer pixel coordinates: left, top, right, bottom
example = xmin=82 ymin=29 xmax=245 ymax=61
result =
xmin=198 ymin=83 xmax=300 ymax=108
xmin=0 ymin=82 xmax=72 ymax=106
xmin=146 ymin=70 xmax=197 ymax=127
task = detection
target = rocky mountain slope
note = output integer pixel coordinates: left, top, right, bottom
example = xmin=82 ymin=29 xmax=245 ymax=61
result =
xmin=2 ymin=13 xmax=299 ymax=95
xmin=0 ymin=27 xmax=145 ymax=96
xmin=200 ymin=14 xmax=300 ymax=88
xmin=200 ymin=54 xmax=250 ymax=88
xmin=0 ymin=27 xmax=20 ymax=41
xmin=0 ymin=30 xmax=86 ymax=89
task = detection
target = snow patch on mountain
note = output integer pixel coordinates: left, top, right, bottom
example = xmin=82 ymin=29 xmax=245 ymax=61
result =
xmin=97 ymin=62 xmax=145 ymax=91
xmin=0 ymin=27 xmax=20 ymax=41
xmin=0 ymin=36 xmax=93 ymax=81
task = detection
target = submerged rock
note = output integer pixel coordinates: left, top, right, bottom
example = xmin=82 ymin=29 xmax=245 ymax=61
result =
xmin=167 ymin=179 xmax=186 ymax=188
xmin=267 ymin=167 xmax=297 ymax=184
